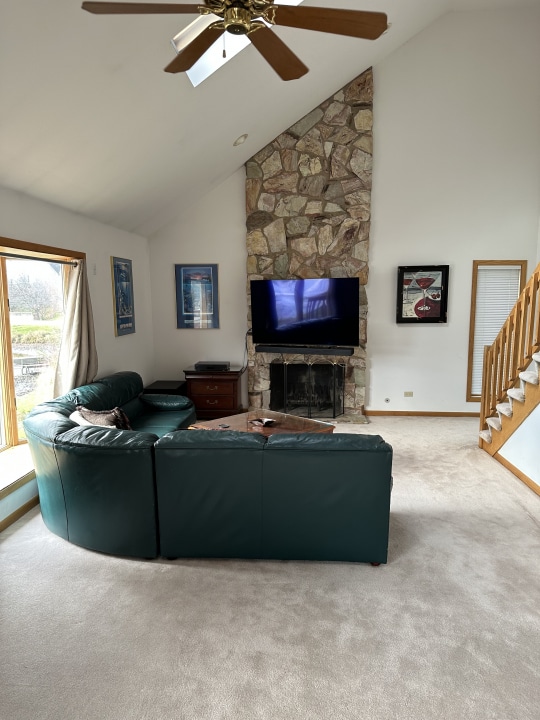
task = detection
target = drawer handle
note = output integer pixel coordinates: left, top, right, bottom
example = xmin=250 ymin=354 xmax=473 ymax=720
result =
xmin=206 ymin=385 xmax=219 ymax=391
xmin=206 ymin=399 xmax=219 ymax=405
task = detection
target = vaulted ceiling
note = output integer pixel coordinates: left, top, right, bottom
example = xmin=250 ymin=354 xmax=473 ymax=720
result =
xmin=0 ymin=1 xmax=534 ymax=237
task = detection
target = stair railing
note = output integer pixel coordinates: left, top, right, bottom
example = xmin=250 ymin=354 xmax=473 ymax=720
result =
xmin=480 ymin=263 xmax=540 ymax=434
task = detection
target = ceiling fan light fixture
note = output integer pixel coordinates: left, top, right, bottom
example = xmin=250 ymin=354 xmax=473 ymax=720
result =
xmin=224 ymin=7 xmax=251 ymax=35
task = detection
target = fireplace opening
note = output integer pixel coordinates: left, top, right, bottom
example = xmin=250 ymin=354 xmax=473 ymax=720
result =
xmin=270 ymin=361 xmax=345 ymax=419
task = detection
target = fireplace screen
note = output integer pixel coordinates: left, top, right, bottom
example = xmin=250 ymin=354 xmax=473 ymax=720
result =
xmin=270 ymin=362 xmax=345 ymax=419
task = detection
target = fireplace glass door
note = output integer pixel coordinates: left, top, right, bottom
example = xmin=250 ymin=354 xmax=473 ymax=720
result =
xmin=270 ymin=362 xmax=345 ymax=419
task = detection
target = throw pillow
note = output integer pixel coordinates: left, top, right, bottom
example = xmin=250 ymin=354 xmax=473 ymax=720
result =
xmin=74 ymin=405 xmax=132 ymax=430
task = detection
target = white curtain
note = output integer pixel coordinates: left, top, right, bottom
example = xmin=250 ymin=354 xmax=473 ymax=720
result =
xmin=54 ymin=260 xmax=98 ymax=396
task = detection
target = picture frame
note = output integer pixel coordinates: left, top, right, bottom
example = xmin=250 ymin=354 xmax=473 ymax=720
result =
xmin=396 ymin=265 xmax=449 ymax=324
xmin=175 ymin=264 xmax=219 ymax=329
xmin=111 ymin=256 xmax=135 ymax=336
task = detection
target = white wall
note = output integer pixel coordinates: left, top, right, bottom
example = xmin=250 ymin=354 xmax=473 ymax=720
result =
xmin=0 ymin=185 xmax=155 ymax=382
xmin=499 ymin=404 xmax=540 ymax=488
xmin=148 ymin=170 xmax=249 ymax=403
xmin=0 ymin=478 xmax=37 ymax=526
xmin=367 ymin=7 xmax=540 ymax=412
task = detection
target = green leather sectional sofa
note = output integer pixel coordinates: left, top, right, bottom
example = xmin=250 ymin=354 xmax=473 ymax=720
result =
xmin=23 ymin=371 xmax=394 ymax=564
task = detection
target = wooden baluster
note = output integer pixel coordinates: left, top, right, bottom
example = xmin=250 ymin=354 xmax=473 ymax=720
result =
xmin=499 ymin=331 xmax=507 ymax=402
xmin=518 ymin=288 xmax=530 ymax=370
xmin=480 ymin=344 xmax=492 ymax=435
xmin=506 ymin=309 xmax=515 ymax=390
xmin=491 ymin=341 xmax=499 ymax=416
xmin=512 ymin=298 xmax=524 ymax=374
xmin=489 ymin=345 xmax=496 ymax=418
xmin=496 ymin=327 xmax=504 ymax=400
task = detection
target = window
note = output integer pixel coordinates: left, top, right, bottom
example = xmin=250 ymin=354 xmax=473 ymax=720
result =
xmin=467 ymin=260 xmax=527 ymax=401
xmin=0 ymin=238 xmax=85 ymax=453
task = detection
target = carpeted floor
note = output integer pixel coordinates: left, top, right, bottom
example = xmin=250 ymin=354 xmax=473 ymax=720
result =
xmin=1 ymin=417 xmax=539 ymax=720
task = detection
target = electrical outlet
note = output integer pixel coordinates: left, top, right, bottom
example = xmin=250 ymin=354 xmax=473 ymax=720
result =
xmin=404 ymin=391 xmax=413 ymax=397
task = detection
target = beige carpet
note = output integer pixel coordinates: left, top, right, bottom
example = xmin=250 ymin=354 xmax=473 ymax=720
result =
xmin=1 ymin=417 xmax=539 ymax=720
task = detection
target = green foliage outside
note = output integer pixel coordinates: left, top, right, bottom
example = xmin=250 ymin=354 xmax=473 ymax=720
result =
xmin=11 ymin=325 xmax=62 ymax=345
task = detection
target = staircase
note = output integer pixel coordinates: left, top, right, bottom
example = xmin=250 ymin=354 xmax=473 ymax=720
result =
xmin=478 ymin=263 xmax=540 ymax=491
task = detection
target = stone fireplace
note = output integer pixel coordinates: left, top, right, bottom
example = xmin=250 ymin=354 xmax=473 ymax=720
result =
xmin=245 ymin=68 xmax=374 ymax=419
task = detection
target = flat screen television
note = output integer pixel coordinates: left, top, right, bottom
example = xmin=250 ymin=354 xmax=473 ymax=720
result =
xmin=250 ymin=277 xmax=360 ymax=348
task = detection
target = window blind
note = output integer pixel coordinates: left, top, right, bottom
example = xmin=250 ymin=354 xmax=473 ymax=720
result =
xmin=471 ymin=266 xmax=522 ymax=395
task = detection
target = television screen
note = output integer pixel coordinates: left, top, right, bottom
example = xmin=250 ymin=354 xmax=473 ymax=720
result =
xmin=250 ymin=278 xmax=360 ymax=348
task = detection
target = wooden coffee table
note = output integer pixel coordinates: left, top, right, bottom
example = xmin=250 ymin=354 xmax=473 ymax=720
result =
xmin=189 ymin=409 xmax=334 ymax=436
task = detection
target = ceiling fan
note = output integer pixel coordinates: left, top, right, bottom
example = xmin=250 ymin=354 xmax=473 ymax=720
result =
xmin=81 ymin=2 xmax=388 ymax=81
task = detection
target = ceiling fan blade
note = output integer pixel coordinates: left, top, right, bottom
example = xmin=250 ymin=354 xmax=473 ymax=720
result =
xmin=164 ymin=25 xmax=225 ymax=72
xmin=272 ymin=5 xmax=388 ymax=40
xmin=248 ymin=27 xmax=308 ymax=81
xmin=82 ymin=2 xmax=201 ymax=14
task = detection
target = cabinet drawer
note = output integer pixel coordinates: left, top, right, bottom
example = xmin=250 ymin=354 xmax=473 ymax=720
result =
xmin=194 ymin=396 xmax=236 ymax=411
xmin=190 ymin=380 xmax=234 ymax=396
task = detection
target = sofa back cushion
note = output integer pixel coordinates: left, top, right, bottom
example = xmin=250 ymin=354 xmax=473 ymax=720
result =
xmin=261 ymin=433 xmax=393 ymax=563
xmin=155 ymin=430 xmax=267 ymax=559
xmin=62 ymin=371 xmax=144 ymax=411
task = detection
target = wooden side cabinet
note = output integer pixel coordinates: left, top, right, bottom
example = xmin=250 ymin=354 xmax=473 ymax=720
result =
xmin=183 ymin=366 xmax=244 ymax=420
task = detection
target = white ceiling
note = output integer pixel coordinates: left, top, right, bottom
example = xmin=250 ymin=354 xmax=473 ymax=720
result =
xmin=0 ymin=0 xmax=535 ymax=237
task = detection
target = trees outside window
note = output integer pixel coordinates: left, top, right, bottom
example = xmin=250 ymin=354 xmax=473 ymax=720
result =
xmin=0 ymin=240 xmax=84 ymax=451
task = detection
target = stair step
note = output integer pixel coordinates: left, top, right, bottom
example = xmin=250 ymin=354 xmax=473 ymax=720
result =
xmin=479 ymin=429 xmax=492 ymax=443
xmin=519 ymin=370 xmax=539 ymax=385
xmin=496 ymin=402 xmax=513 ymax=417
xmin=507 ymin=387 xmax=526 ymax=402
xmin=486 ymin=416 xmax=502 ymax=432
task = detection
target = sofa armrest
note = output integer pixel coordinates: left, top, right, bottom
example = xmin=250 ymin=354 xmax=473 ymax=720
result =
xmin=139 ymin=393 xmax=194 ymax=411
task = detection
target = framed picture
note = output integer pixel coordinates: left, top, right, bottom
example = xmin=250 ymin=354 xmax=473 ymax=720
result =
xmin=396 ymin=265 xmax=449 ymax=324
xmin=175 ymin=264 xmax=219 ymax=329
xmin=111 ymin=257 xmax=135 ymax=336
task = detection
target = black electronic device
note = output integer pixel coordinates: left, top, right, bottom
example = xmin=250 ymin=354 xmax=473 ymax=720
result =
xmin=194 ymin=361 xmax=231 ymax=372
xmin=250 ymin=277 xmax=360 ymax=348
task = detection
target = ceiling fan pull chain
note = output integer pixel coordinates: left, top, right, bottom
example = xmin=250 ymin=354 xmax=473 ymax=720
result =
xmin=223 ymin=33 xmax=226 ymax=59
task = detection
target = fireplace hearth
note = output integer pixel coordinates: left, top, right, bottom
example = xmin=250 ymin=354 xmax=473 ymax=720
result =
xmin=270 ymin=362 xmax=345 ymax=419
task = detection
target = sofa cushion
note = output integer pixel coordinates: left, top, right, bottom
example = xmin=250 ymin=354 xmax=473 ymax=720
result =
xmin=94 ymin=371 xmax=144 ymax=405
xmin=26 ymin=398 xmax=74 ymax=418
xmin=139 ymin=393 xmax=193 ymax=410
xmin=65 ymin=371 xmax=144 ymax=411
xmin=23 ymin=411 xmax=77 ymax=442
xmin=74 ymin=405 xmax=132 ymax=430
xmin=130 ymin=408 xmax=196 ymax=436
xmin=156 ymin=429 xmax=267 ymax=450
xmin=265 ymin=432 xmax=392 ymax=452
xmin=121 ymin=397 xmax=145 ymax=421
